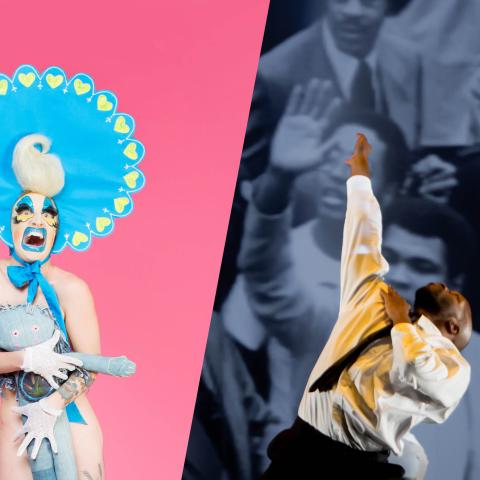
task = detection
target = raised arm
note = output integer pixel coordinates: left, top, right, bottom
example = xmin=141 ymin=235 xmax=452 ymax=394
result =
xmin=339 ymin=134 xmax=389 ymax=309
xmin=239 ymin=79 xmax=339 ymax=349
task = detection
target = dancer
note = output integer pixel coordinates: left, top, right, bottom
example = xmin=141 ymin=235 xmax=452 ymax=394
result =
xmin=261 ymin=134 xmax=471 ymax=479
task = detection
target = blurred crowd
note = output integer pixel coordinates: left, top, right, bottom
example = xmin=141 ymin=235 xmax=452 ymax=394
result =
xmin=183 ymin=1 xmax=480 ymax=479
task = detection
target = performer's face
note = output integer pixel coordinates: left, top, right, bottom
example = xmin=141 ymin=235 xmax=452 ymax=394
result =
xmin=383 ymin=225 xmax=449 ymax=302
xmin=11 ymin=193 xmax=59 ymax=263
xmin=325 ymin=0 xmax=387 ymax=58
xmin=414 ymin=282 xmax=472 ymax=351
xmin=314 ymin=123 xmax=387 ymax=220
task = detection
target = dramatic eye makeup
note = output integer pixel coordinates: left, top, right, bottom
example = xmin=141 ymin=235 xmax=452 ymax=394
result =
xmin=13 ymin=195 xmax=34 ymax=224
xmin=42 ymin=197 xmax=59 ymax=229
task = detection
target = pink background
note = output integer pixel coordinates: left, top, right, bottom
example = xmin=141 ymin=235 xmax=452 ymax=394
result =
xmin=0 ymin=1 xmax=269 ymax=478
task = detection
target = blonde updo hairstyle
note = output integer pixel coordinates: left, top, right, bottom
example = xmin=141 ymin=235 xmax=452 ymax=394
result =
xmin=12 ymin=134 xmax=65 ymax=198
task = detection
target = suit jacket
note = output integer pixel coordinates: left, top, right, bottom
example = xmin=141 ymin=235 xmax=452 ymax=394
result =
xmin=242 ymin=21 xmax=422 ymax=179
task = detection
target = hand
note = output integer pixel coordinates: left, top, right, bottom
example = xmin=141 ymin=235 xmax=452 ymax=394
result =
xmin=380 ymin=285 xmax=411 ymax=326
xmin=12 ymin=398 xmax=62 ymax=459
xmin=345 ymin=133 xmax=372 ymax=178
xmin=108 ymin=356 xmax=137 ymax=377
xmin=22 ymin=330 xmax=84 ymax=389
xmin=403 ymin=154 xmax=457 ymax=204
xmin=270 ymin=78 xmax=341 ymax=174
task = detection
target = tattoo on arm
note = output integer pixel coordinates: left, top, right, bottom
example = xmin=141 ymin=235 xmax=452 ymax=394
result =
xmin=58 ymin=372 xmax=96 ymax=405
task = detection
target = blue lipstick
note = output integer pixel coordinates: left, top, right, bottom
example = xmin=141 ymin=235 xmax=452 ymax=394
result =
xmin=22 ymin=227 xmax=47 ymax=252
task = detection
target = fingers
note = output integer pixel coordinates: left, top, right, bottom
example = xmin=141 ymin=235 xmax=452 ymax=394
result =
xmin=45 ymin=375 xmax=60 ymax=390
xmin=285 ymin=84 xmax=303 ymax=116
xmin=17 ymin=432 xmax=34 ymax=457
xmin=299 ymin=78 xmax=321 ymax=115
xmin=59 ymin=354 xmax=84 ymax=368
xmin=413 ymin=154 xmax=456 ymax=175
xmin=320 ymin=96 xmax=341 ymax=122
xmin=355 ymin=133 xmax=371 ymax=156
xmin=54 ymin=371 xmax=69 ymax=381
xmin=31 ymin=437 xmax=43 ymax=460
xmin=419 ymin=177 xmax=458 ymax=195
xmin=285 ymin=79 xmax=338 ymax=119
xmin=48 ymin=433 xmax=58 ymax=454
xmin=44 ymin=330 xmax=61 ymax=348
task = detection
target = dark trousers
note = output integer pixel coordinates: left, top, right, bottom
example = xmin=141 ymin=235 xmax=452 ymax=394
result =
xmin=259 ymin=417 xmax=405 ymax=479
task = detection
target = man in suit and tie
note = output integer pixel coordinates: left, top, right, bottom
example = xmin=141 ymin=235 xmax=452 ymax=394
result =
xmin=259 ymin=132 xmax=472 ymax=479
xmin=243 ymin=0 xmax=415 ymax=181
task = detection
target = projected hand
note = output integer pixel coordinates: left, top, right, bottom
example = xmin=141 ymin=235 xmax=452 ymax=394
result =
xmin=403 ymin=154 xmax=457 ymax=204
xmin=270 ymin=78 xmax=341 ymax=174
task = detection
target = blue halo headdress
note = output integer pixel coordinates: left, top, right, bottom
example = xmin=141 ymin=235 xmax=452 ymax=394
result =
xmin=0 ymin=64 xmax=145 ymax=253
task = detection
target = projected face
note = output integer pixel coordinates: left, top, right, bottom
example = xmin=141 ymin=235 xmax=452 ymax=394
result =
xmin=11 ymin=193 xmax=59 ymax=262
xmin=325 ymin=0 xmax=387 ymax=58
xmin=383 ymin=225 xmax=449 ymax=302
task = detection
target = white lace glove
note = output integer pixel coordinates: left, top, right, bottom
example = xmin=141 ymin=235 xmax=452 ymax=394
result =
xmin=12 ymin=398 xmax=62 ymax=459
xmin=22 ymin=330 xmax=84 ymax=389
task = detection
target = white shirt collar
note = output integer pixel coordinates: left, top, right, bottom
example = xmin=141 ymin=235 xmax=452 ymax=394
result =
xmin=322 ymin=18 xmax=377 ymax=101
xmin=416 ymin=314 xmax=442 ymax=335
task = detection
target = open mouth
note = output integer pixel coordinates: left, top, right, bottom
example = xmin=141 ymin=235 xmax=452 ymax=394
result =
xmin=22 ymin=228 xmax=46 ymax=252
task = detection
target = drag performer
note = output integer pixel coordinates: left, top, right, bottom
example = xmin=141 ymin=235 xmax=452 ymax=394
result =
xmin=0 ymin=66 xmax=145 ymax=480
xmin=260 ymin=134 xmax=471 ymax=479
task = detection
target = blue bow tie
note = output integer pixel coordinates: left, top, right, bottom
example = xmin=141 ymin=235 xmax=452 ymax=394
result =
xmin=7 ymin=250 xmax=86 ymax=424
xmin=7 ymin=251 xmax=68 ymax=342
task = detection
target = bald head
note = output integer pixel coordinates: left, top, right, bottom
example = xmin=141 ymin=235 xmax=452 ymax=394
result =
xmin=414 ymin=283 xmax=473 ymax=351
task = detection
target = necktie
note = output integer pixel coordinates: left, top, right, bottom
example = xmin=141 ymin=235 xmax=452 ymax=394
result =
xmin=7 ymin=250 xmax=86 ymax=424
xmin=309 ymin=324 xmax=391 ymax=393
xmin=351 ymin=60 xmax=376 ymax=110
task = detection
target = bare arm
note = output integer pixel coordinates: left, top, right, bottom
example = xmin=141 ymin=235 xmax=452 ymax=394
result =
xmin=239 ymin=79 xmax=340 ymax=348
xmin=0 ymin=351 xmax=23 ymax=374
xmin=45 ymin=275 xmax=100 ymax=409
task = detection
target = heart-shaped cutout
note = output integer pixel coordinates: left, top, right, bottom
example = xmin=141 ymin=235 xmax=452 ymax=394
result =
xmin=123 ymin=142 xmax=138 ymax=160
xmin=46 ymin=74 xmax=63 ymax=89
xmin=97 ymin=94 xmax=113 ymax=111
xmin=114 ymin=116 xmax=130 ymax=134
xmin=124 ymin=171 xmax=140 ymax=189
xmin=114 ymin=197 xmax=130 ymax=213
xmin=72 ymin=231 xmax=89 ymax=247
xmin=74 ymin=79 xmax=91 ymax=95
xmin=18 ymin=73 xmax=35 ymax=88
xmin=95 ymin=217 xmax=112 ymax=233
xmin=0 ymin=80 xmax=8 ymax=95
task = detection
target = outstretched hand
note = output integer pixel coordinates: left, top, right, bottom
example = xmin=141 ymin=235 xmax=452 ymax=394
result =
xmin=22 ymin=330 xmax=84 ymax=389
xmin=380 ymin=285 xmax=411 ymax=326
xmin=270 ymin=78 xmax=341 ymax=174
xmin=12 ymin=398 xmax=62 ymax=459
xmin=345 ymin=133 xmax=372 ymax=178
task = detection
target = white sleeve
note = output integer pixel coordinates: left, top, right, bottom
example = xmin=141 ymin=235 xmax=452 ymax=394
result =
xmin=390 ymin=322 xmax=471 ymax=409
xmin=339 ymin=176 xmax=389 ymax=309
